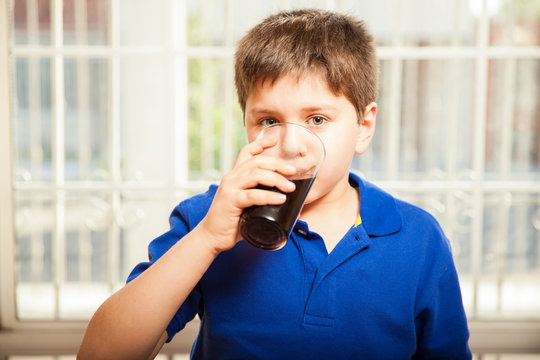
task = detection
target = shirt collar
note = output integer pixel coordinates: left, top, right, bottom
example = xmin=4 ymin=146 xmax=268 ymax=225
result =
xmin=349 ymin=172 xmax=402 ymax=237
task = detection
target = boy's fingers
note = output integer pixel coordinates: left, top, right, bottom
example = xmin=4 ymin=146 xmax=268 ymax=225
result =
xmin=247 ymin=168 xmax=296 ymax=193
xmin=235 ymin=136 xmax=278 ymax=165
xmin=250 ymin=155 xmax=296 ymax=176
xmin=239 ymin=188 xmax=287 ymax=208
xmin=230 ymin=157 xmax=297 ymax=192
xmin=221 ymin=163 xmax=295 ymax=195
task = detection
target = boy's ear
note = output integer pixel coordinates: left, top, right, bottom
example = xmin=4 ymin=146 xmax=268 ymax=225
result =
xmin=355 ymin=102 xmax=377 ymax=155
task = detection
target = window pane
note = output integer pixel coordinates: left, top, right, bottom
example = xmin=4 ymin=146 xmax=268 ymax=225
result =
xmin=400 ymin=59 xmax=475 ymax=180
xmin=15 ymin=196 xmax=54 ymax=283
xmin=118 ymin=0 xmax=169 ymax=46
xmin=490 ymin=0 xmax=540 ymax=46
xmin=187 ymin=1 xmax=227 ymax=46
xmin=354 ymin=59 xmax=476 ymax=180
xmin=13 ymin=57 xmax=54 ymax=182
xmin=12 ymin=0 xmax=52 ymax=45
xmin=63 ymin=193 xmax=111 ymax=283
xmin=486 ymin=59 xmax=540 ymax=181
xmin=400 ymin=0 xmax=477 ymax=46
xmin=64 ymin=58 xmax=111 ymax=181
xmin=188 ymin=0 xmax=330 ymax=46
xmin=188 ymin=58 xmax=244 ymax=181
xmin=483 ymin=193 xmax=540 ymax=273
xmin=15 ymin=191 xmax=55 ymax=319
xmin=478 ymin=192 xmax=540 ymax=317
xmin=14 ymin=189 xmax=181 ymax=319
xmin=119 ymin=57 xmax=171 ymax=182
xmin=63 ymin=0 xmax=110 ymax=46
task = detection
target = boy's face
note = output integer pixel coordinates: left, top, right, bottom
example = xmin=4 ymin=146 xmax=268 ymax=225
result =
xmin=244 ymin=72 xmax=376 ymax=206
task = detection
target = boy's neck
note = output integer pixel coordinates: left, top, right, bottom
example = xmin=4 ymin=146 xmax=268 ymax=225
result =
xmin=300 ymin=181 xmax=359 ymax=253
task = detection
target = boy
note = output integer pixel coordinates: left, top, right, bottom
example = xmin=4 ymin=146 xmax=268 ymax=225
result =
xmin=78 ymin=9 xmax=471 ymax=359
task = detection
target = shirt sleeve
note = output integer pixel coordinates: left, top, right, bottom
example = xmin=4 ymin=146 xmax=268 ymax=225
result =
xmin=413 ymin=234 xmax=472 ymax=359
xmin=126 ymin=186 xmax=217 ymax=341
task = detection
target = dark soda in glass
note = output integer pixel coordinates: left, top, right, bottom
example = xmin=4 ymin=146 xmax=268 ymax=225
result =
xmin=239 ymin=177 xmax=315 ymax=250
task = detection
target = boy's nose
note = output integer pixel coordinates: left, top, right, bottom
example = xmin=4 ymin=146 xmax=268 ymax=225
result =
xmin=280 ymin=125 xmax=308 ymax=159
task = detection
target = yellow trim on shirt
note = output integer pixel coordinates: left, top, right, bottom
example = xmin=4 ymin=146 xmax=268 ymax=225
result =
xmin=354 ymin=213 xmax=362 ymax=227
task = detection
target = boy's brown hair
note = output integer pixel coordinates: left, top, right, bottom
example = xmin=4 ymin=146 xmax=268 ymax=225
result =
xmin=234 ymin=9 xmax=379 ymax=123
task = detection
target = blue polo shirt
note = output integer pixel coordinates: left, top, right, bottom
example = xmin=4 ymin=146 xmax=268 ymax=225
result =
xmin=128 ymin=173 xmax=471 ymax=359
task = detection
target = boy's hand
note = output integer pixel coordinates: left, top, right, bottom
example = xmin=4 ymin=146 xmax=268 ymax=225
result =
xmin=197 ymin=136 xmax=296 ymax=254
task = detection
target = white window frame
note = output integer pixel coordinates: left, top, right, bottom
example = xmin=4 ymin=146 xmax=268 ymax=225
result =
xmin=1 ymin=0 xmax=540 ymax=357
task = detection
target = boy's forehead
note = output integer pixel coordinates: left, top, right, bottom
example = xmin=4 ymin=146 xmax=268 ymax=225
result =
xmin=245 ymin=72 xmax=358 ymax=120
xmin=252 ymin=71 xmax=328 ymax=94
xmin=246 ymin=71 xmax=342 ymax=106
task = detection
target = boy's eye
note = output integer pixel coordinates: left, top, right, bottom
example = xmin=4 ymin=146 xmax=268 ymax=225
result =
xmin=309 ymin=116 xmax=327 ymax=126
xmin=261 ymin=118 xmax=279 ymax=127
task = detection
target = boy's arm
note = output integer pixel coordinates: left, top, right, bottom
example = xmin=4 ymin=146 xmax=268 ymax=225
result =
xmin=77 ymin=136 xmax=296 ymax=359
xmin=77 ymin=224 xmax=220 ymax=360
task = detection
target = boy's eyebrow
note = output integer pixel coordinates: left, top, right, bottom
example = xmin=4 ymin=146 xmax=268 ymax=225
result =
xmin=248 ymin=104 xmax=340 ymax=115
xmin=300 ymin=105 xmax=339 ymax=114
xmin=247 ymin=107 xmax=276 ymax=115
